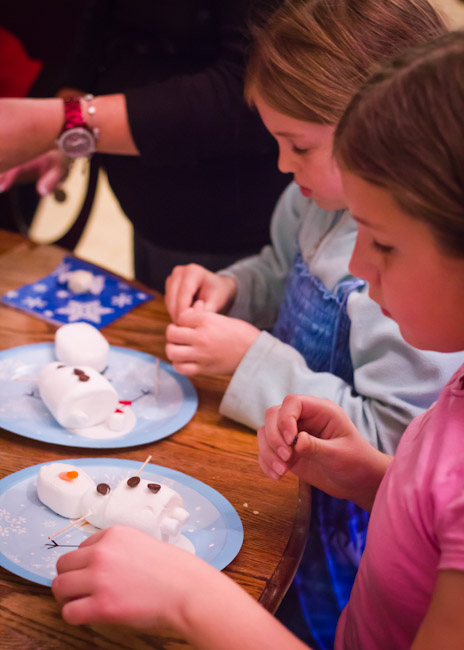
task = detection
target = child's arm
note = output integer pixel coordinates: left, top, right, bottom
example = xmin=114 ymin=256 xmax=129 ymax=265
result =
xmin=411 ymin=570 xmax=464 ymax=650
xmin=52 ymin=526 xmax=312 ymax=650
xmin=258 ymin=394 xmax=392 ymax=511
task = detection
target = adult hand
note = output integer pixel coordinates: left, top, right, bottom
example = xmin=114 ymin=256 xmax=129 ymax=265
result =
xmin=0 ymin=150 xmax=70 ymax=197
xmin=165 ymin=264 xmax=237 ymax=323
xmin=165 ymin=303 xmax=260 ymax=375
xmin=52 ymin=525 xmax=218 ymax=631
xmin=257 ymin=395 xmax=391 ymax=511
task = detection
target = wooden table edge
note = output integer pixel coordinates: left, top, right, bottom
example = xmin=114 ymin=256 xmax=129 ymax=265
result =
xmin=258 ymin=480 xmax=311 ymax=613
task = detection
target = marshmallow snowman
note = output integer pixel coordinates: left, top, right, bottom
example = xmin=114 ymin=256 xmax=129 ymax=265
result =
xmin=55 ymin=322 xmax=109 ymax=372
xmin=37 ymin=463 xmax=190 ymax=544
xmin=38 ymin=361 xmax=118 ymax=429
xmin=37 ymin=463 xmax=95 ymax=519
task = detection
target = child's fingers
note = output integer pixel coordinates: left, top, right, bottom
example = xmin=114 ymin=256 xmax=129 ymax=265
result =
xmin=173 ymin=267 xmax=209 ymax=320
xmin=171 ymin=361 xmax=201 ymax=376
xmin=52 ymin=567 xmax=94 ymax=604
xmin=166 ymin=323 xmax=196 ymax=345
xmin=263 ymin=405 xmax=293 ymax=456
xmin=166 ymin=343 xmax=196 ymax=363
xmin=61 ymin=595 xmax=101 ymax=626
xmin=55 ymin=545 xmax=95 ymax=574
xmin=77 ymin=528 xmax=107 ymax=548
xmin=257 ymin=425 xmax=289 ymax=479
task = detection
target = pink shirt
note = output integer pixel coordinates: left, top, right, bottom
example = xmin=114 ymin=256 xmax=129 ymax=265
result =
xmin=336 ymin=364 xmax=464 ymax=649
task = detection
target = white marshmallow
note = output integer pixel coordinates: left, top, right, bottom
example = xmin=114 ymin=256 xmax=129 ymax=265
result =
xmin=37 ymin=463 xmax=95 ymax=519
xmin=55 ymin=323 xmax=110 ymax=372
xmin=82 ymin=477 xmax=190 ymax=543
xmin=67 ymin=270 xmax=94 ymax=294
xmin=39 ymin=361 xmax=118 ymax=429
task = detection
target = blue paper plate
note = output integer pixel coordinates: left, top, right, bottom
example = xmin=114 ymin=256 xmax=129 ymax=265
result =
xmin=0 ymin=458 xmax=244 ymax=586
xmin=0 ymin=343 xmax=197 ymax=448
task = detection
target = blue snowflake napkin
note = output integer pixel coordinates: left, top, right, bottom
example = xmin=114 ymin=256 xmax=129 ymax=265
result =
xmin=2 ymin=256 xmax=154 ymax=329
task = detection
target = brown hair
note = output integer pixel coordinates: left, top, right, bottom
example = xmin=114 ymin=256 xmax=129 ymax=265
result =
xmin=334 ymin=30 xmax=464 ymax=256
xmin=245 ymin=0 xmax=446 ymax=124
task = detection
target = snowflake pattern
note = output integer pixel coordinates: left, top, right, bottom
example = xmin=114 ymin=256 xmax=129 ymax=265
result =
xmin=2 ymin=255 xmax=154 ymax=328
xmin=56 ymin=300 xmax=114 ymax=324
xmin=111 ymin=293 xmax=132 ymax=308
xmin=0 ymin=508 xmax=27 ymax=536
xmin=32 ymin=283 xmax=48 ymax=293
xmin=22 ymin=296 xmax=47 ymax=309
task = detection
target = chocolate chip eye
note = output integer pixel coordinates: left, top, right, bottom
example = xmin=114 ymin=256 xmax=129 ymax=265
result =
xmin=96 ymin=483 xmax=110 ymax=495
xmin=147 ymin=483 xmax=161 ymax=494
xmin=73 ymin=368 xmax=90 ymax=381
xmin=127 ymin=476 xmax=141 ymax=487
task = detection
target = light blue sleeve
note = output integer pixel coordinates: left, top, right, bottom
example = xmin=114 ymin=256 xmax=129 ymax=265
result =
xmin=218 ymin=183 xmax=305 ymax=330
xmin=220 ymin=287 xmax=464 ymax=454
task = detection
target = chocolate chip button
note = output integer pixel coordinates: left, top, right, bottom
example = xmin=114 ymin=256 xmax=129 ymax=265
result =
xmin=127 ymin=476 xmax=141 ymax=487
xmin=96 ymin=483 xmax=110 ymax=495
xmin=147 ymin=483 xmax=161 ymax=494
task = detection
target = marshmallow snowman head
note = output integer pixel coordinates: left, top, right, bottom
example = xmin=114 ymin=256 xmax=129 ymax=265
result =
xmin=55 ymin=322 xmax=110 ymax=372
xmin=37 ymin=463 xmax=95 ymax=519
xmin=38 ymin=361 xmax=118 ymax=429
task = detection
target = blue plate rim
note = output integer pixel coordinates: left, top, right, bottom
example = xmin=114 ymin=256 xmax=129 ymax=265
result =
xmin=0 ymin=343 xmax=198 ymax=449
xmin=0 ymin=458 xmax=244 ymax=586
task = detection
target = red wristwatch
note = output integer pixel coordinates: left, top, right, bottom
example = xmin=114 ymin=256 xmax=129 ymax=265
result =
xmin=56 ymin=98 xmax=98 ymax=158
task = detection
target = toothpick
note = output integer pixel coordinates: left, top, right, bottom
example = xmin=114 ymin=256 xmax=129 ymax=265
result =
xmin=135 ymin=455 xmax=152 ymax=477
xmin=48 ymin=511 xmax=92 ymax=539
xmin=155 ymin=357 xmax=160 ymax=395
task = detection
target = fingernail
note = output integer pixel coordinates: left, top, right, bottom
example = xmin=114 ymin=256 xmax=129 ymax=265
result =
xmin=283 ymin=430 xmax=295 ymax=445
xmin=38 ymin=184 xmax=49 ymax=197
xmin=277 ymin=446 xmax=291 ymax=461
xmin=272 ymin=460 xmax=287 ymax=476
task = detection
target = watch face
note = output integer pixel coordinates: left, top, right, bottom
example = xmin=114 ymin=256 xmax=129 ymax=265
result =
xmin=57 ymin=127 xmax=96 ymax=158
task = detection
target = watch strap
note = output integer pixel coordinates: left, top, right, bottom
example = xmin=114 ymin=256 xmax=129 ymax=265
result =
xmin=62 ymin=98 xmax=88 ymax=131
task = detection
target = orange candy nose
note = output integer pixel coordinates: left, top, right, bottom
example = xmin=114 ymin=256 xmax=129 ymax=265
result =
xmin=58 ymin=470 xmax=79 ymax=481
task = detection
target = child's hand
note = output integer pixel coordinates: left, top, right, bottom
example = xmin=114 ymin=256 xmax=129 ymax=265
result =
xmin=52 ymin=525 xmax=216 ymax=631
xmin=166 ymin=307 xmax=260 ymax=376
xmin=165 ymin=264 xmax=237 ymax=323
xmin=257 ymin=395 xmax=391 ymax=510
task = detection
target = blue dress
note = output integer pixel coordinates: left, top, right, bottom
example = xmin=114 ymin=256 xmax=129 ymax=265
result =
xmin=273 ymin=251 xmax=369 ymax=650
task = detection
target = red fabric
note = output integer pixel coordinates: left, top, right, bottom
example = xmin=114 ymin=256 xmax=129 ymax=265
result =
xmin=0 ymin=26 xmax=43 ymax=97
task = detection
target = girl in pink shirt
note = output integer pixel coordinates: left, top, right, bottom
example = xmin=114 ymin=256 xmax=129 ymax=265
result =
xmin=51 ymin=24 xmax=464 ymax=650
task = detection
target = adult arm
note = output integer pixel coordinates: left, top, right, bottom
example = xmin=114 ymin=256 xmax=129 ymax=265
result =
xmin=0 ymin=94 xmax=137 ymax=173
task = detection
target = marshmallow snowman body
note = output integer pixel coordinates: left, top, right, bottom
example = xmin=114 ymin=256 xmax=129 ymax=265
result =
xmin=37 ymin=463 xmax=95 ymax=519
xmin=81 ymin=477 xmax=190 ymax=542
xmin=55 ymin=322 xmax=109 ymax=372
xmin=38 ymin=361 xmax=118 ymax=429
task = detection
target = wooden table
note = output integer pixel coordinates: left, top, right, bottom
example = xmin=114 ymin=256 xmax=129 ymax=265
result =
xmin=0 ymin=231 xmax=310 ymax=649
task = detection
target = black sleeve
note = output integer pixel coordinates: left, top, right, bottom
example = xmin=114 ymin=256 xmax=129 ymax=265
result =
xmin=125 ymin=0 xmax=276 ymax=165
